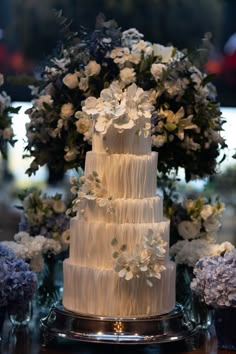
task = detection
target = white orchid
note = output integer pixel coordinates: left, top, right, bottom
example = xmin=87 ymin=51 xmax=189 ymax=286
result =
xmin=83 ymin=82 xmax=154 ymax=136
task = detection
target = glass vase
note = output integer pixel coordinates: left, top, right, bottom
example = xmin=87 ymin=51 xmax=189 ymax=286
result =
xmin=35 ymin=255 xmax=63 ymax=315
xmin=214 ymin=307 xmax=236 ymax=350
xmin=176 ymin=264 xmax=213 ymax=329
xmin=0 ymin=306 xmax=6 ymax=341
xmin=8 ymin=302 xmax=32 ymax=328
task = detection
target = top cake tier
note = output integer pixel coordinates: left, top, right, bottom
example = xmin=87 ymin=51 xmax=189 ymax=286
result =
xmin=92 ymin=125 xmax=152 ymax=155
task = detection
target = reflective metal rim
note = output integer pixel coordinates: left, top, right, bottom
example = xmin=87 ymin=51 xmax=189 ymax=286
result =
xmin=40 ymin=302 xmax=197 ymax=345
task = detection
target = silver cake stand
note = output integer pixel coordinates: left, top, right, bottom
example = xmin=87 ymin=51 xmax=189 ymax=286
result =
xmin=40 ymin=302 xmax=197 ymax=346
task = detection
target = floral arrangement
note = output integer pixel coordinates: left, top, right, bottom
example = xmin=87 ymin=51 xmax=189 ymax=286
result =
xmin=170 ymin=239 xmax=234 ymax=267
xmin=0 ymin=244 xmax=37 ymax=307
xmin=18 ymin=189 xmax=70 ymax=252
xmin=24 ymin=13 xmax=226 ymax=181
xmin=168 ymin=195 xmax=235 ymax=267
xmin=190 ymin=251 xmax=236 ymax=307
xmin=0 ymin=73 xmax=20 ymax=158
xmin=111 ymin=229 xmax=167 ymax=287
xmin=169 ymin=195 xmax=225 ymax=242
xmin=2 ymin=231 xmax=64 ymax=272
xmin=68 ymin=171 xmax=113 ymax=217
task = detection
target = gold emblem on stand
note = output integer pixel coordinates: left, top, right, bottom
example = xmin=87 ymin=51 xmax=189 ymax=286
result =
xmin=113 ymin=321 xmax=124 ymax=333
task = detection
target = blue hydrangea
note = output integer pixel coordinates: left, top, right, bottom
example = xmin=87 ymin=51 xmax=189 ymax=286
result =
xmin=191 ymin=251 xmax=236 ymax=307
xmin=0 ymin=244 xmax=37 ymax=307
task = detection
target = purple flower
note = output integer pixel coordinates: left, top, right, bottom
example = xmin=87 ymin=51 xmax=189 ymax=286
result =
xmin=0 ymin=245 xmax=37 ymax=307
xmin=191 ymin=251 xmax=236 ymax=307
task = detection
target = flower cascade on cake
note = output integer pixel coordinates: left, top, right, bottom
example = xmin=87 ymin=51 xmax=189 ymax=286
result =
xmin=111 ymin=229 xmax=167 ymax=287
xmin=63 ymin=82 xmax=176 ymax=317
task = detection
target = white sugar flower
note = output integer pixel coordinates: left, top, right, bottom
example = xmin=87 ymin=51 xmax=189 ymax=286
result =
xmin=63 ymin=73 xmax=79 ymax=89
xmin=112 ymin=229 xmax=167 ymax=286
xmin=83 ymin=82 xmax=153 ymax=136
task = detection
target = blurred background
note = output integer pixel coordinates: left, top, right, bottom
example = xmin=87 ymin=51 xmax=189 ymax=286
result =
xmin=0 ymin=0 xmax=236 ymax=243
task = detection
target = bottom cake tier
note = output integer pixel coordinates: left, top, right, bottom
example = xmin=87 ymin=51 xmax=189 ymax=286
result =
xmin=63 ymin=260 xmax=176 ymax=317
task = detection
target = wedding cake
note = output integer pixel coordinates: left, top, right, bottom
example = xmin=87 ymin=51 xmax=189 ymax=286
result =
xmin=63 ymin=83 xmax=176 ymax=317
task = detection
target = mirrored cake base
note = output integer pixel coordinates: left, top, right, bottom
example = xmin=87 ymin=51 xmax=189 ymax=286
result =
xmin=40 ymin=302 xmax=197 ymax=346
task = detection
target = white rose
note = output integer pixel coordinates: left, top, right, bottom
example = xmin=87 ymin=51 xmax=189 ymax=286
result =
xmin=3 ymin=127 xmax=13 ymax=139
xmin=152 ymin=44 xmax=174 ymax=62
xmin=63 ymin=73 xmax=78 ymax=89
xmin=42 ymin=239 xmax=62 ymax=255
xmin=150 ymin=63 xmax=166 ymax=81
xmin=0 ymin=73 xmax=4 ymax=86
xmin=177 ymin=220 xmax=201 ymax=240
xmin=60 ymin=103 xmax=74 ymax=119
xmin=200 ymin=205 xmax=213 ymax=220
xmin=203 ymin=216 xmax=221 ymax=233
xmin=36 ymin=95 xmax=53 ymax=110
xmin=119 ymin=67 xmax=136 ymax=85
xmin=75 ymin=116 xmax=92 ymax=134
xmin=84 ymin=61 xmax=101 ymax=77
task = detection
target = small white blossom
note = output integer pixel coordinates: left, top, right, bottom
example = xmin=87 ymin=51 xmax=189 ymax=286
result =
xmin=35 ymin=95 xmax=53 ymax=110
xmin=63 ymin=73 xmax=79 ymax=89
xmin=60 ymin=103 xmax=74 ymax=119
xmin=84 ymin=60 xmax=101 ymax=77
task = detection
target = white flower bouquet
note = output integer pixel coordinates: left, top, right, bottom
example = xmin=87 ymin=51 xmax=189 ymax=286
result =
xmin=169 ymin=195 xmax=235 ymax=267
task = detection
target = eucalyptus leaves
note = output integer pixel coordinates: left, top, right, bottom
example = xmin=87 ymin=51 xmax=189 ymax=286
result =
xmin=111 ymin=229 xmax=167 ymax=287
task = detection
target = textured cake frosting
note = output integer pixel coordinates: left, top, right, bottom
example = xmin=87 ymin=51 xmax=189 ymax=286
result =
xmin=63 ymin=84 xmax=176 ymax=317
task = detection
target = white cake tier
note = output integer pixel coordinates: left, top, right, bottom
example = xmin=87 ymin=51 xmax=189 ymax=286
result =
xmin=81 ymin=195 xmax=163 ymax=224
xmin=93 ymin=125 xmax=151 ymax=155
xmin=63 ymin=260 xmax=176 ymax=317
xmin=69 ymin=219 xmax=170 ymax=268
xmin=85 ymin=151 xmax=158 ymax=198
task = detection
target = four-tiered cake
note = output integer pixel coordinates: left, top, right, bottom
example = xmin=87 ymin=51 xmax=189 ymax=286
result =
xmin=63 ymin=83 xmax=176 ymax=317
